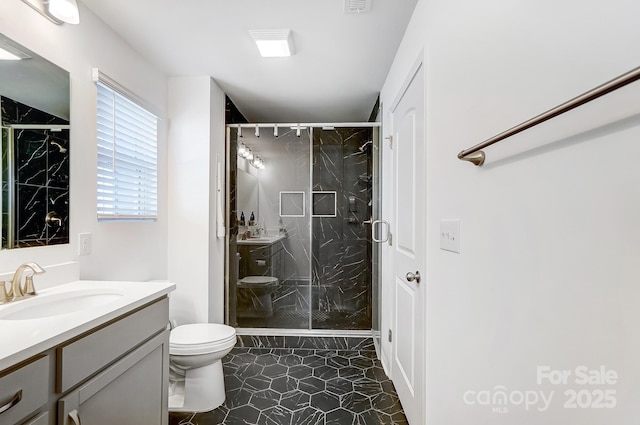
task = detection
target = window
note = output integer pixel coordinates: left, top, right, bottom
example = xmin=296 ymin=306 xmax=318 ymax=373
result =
xmin=96 ymin=76 xmax=158 ymax=221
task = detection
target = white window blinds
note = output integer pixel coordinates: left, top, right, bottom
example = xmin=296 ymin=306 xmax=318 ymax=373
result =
xmin=96 ymin=79 xmax=158 ymax=221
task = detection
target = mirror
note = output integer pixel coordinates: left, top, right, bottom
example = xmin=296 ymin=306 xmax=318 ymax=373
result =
xmin=1 ymin=33 xmax=70 ymax=249
xmin=237 ymin=167 xmax=259 ymax=223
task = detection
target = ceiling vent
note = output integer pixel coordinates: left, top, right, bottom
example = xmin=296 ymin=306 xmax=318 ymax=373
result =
xmin=344 ymin=0 xmax=371 ymax=14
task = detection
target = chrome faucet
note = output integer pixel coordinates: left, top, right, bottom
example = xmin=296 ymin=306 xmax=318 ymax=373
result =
xmin=9 ymin=262 xmax=45 ymax=301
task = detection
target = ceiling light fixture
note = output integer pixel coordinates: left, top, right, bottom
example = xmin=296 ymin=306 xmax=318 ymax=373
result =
xmin=22 ymin=0 xmax=80 ymax=24
xmin=0 ymin=39 xmax=31 ymax=61
xmin=344 ymin=0 xmax=372 ymax=14
xmin=249 ymin=29 xmax=295 ymax=58
xmin=255 ymin=125 xmax=260 ymax=137
xmin=273 ymin=125 xmax=278 ymax=138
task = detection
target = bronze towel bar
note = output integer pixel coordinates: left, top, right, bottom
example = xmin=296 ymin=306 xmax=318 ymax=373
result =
xmin=458 ymin=66 xmax=640 ymax=166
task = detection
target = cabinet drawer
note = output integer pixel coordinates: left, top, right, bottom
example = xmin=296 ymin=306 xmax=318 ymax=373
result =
xmin=57 ymin=297 xmax=168 ymax=393
xmin=0 ymin=356 xmax=49 ymax=425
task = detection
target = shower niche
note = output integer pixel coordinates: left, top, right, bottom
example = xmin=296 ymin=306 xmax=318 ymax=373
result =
xmin=226 ymin=124 xmax=380 ymax=331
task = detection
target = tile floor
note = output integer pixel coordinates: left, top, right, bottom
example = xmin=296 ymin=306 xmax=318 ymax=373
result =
xmin=169 ymin=336 xmax=408 ymax=425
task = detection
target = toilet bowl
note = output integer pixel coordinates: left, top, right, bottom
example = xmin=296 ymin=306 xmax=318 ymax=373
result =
xmin=236 ymin=276 xmax=279 ymax=318
xmin=168 ymin=323 xmax=236 ymax=412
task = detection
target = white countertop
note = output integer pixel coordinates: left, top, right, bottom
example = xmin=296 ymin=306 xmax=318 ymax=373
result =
xmin=237 ymin=233 xmax=286 ymax=246
xmin=0 ymin=280 xmax=175 ymax=371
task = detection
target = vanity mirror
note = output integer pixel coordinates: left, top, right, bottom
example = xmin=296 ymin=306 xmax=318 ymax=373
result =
xmin=0 ymin=33 xmax=70 ymax=249
xmin=237 ymin=167 xmax=259 ymax=224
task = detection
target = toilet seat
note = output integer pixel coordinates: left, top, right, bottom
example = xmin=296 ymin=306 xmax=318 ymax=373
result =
xmin=237 ymin=276 xmax=278 ymax=288
xmin=170 ymin=323 xmax=236 ymax=356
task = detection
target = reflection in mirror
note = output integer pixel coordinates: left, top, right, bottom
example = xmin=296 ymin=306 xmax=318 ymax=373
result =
xmin=237 ymin=166 xmax=259 ymax=224
xmin=0 ymin=33 xmax=70 ymax=250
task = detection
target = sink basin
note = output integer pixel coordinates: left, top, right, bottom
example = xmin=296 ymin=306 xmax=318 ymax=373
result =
xmin=0 ymin=288 xmax=126 ymax=320
xmin=237 ymin=234 xmax=286 ymax=245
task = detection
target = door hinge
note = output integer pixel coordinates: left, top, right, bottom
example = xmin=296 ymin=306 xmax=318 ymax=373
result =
xmin=388 ymin=232 xmax=393 ymax=246
xmin=385 ymin=135 xmax=393 ymax=149
xmin=388 ymin=329 xmax=393 ymax=342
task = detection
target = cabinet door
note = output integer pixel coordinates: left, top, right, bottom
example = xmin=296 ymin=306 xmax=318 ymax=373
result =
xmin=58 ymin=331 xmax=169 ymax=425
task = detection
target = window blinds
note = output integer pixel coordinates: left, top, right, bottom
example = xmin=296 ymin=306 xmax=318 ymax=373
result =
xmin=96 ymin=80 xmax=158 ymax=221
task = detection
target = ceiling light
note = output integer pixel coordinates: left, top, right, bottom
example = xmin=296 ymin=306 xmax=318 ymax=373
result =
xmin=22 ymin=0 xmax=80 ymax=24
xmin=48 ymin=0 xmax=80 ymax=24
xmin=0 ymin=48 xmax=22 ymax=61
xmin=273 ymin=125 xmax=278 ymax=138
xmin=249 ymin=30 xmax=294 ymax=58
xmin=0 ymin=39 xmax=30 ymax=61
xmin=255 ymin=125 xmax=260 ymax=137
xmin=344 ymin=0 xmax=372 ymax=14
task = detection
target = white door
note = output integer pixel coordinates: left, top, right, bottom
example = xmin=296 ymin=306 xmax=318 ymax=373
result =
xmin=391 ymin=62 xmax=425 ymax=425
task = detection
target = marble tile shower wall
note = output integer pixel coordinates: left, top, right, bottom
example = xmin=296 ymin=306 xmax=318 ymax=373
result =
xmin=0 ymin=96 xmax=69 ymax=247
xmin=312 ymin=129 xmax=372 ymax=329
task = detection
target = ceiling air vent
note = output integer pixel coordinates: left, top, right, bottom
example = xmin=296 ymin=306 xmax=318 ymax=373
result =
xmin=344 ymin=0 xmax=371 ymax=14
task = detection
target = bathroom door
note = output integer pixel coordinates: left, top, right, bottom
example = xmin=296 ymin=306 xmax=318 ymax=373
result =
xmin=391 ymin=61 xmax=425 ymax=425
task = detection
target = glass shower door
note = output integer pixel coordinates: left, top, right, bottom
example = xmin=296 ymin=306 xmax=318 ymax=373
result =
xmin=310 ymin=127 xmax=375 ymax=330
xmin=231 ymin=127 xmax=312 ymax=329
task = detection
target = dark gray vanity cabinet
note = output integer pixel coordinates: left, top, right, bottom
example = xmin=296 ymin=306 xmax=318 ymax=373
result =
xmin=238 ymin=241 xmax=284 ymax=281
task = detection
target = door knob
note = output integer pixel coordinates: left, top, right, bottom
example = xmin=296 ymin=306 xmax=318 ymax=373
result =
xmin=406 ymin=271 xmax=421 ymax=284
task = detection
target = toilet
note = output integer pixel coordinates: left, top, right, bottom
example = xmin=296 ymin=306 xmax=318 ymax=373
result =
xmin=168 ymin=323 xmax=236 ymax=412
xmin=236 ymin=276 xmax=279 ymax=318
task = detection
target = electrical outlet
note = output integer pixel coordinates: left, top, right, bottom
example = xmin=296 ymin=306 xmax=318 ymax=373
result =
xmin=78 ymin=233 xmax=92 ymax=256
xmin=440 ymin=220 xmax=461 ymax=253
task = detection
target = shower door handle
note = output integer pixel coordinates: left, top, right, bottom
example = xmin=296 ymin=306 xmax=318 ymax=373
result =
xmin=371 ymin=219 xmax=390 ymax=243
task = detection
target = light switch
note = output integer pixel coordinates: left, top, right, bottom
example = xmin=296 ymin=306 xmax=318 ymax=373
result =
xmin=78 ymin=233 xmax=92 ymax=256
xmin=440 ymin=220 xmax=460 ymax=253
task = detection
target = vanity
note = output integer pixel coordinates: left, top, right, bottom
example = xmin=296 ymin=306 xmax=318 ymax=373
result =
xmin=0 ymin=280 xmax=175 ymax=425
xmin=237 ymin=234 xmax=285 ymax=280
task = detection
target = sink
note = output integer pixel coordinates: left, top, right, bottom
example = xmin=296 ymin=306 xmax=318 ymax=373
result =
xmin=0 ymin=288 xmax=126 ymax=320
xmin=237 ymin=234 xmax=286 ymax=245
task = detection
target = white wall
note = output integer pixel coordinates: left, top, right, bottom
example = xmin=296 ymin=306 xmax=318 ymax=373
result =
xmin=382 ymin=0 xmax=640 ymax=423
xmin=168 ymin=77 xmax=226 ymax=325
xmin=0 ymin=2 xmax=168 ymax=283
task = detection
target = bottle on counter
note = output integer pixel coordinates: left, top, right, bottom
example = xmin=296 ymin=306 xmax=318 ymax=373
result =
xmin=249 ymin=211 xmax=255 ymax=226
xmin=239 ymin=211 xmax=245 ymax=226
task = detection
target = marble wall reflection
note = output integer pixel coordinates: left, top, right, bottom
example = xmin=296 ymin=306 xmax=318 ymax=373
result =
xmin=1 ymin=96 xmax=69 ymax=248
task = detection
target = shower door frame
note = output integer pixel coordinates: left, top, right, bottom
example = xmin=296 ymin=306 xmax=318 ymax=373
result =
xmin=225 ymin=122 xmax=382 ymax=336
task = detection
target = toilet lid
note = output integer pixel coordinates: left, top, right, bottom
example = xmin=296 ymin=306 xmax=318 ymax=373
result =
xmin=170 ymin=323 xmax=236 ymax=349
xmin=239 ymin=276 xmax=278 ymax=284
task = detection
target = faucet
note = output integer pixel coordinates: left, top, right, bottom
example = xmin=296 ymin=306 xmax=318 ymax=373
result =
xmin=10 ymin=262 xmax=45 ymax=301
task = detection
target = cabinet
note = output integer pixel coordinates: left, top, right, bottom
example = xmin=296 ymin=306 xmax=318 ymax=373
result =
xmin=57 ymin=331 xmax=168 ymax=425
xmin=238 ymin=241 xmax=283 ymax=281
xmin=0 ymin=356 xmax=49 ymax=425
xmin=0 ymin=297 xmax=169 ymax=425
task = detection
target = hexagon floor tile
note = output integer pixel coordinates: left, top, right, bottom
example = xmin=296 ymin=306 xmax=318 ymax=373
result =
xmin=169 ymin=338 xmax=408 ymax=425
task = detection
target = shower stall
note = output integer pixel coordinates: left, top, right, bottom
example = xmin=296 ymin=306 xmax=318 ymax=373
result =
xmin=226 ymin=123 xmax=382 ymax=334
